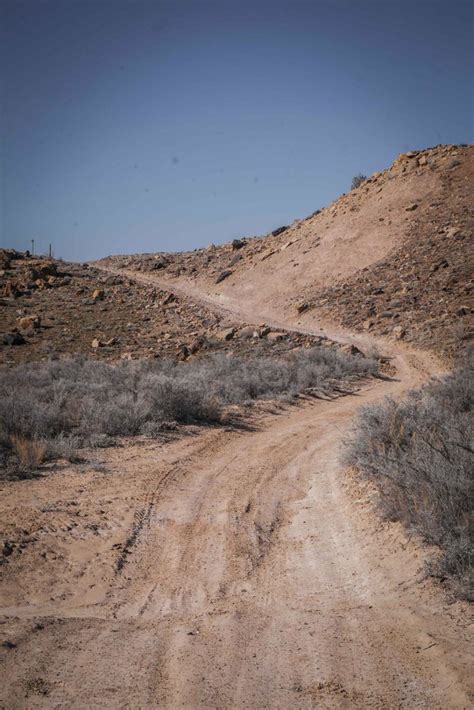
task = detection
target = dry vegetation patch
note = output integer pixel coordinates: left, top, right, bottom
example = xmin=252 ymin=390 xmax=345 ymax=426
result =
xmin=345 ymin=352 xmax=473 ymax=598
xmin=0 ymin=346 xmax=378 ymax=479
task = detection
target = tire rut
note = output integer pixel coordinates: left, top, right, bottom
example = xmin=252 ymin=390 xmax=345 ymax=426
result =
xmin=1 ymin=268 xmax=469 ymax=709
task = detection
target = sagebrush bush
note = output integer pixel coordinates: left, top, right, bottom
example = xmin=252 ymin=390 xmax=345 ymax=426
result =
xmin=0 ymin=346 xmax=377 ymax=476
xmin=345 ymin=355 xmax=473 ymax=598
xmin=351 ymin=173 xmax=367 ymax=190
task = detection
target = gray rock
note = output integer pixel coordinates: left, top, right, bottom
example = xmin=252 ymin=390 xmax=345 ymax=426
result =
xmin=3 ymin=332 xmax=25 ymax=345
xmin=218 ymin=328 xmax=236 ymax=341
xmin=237 ymin=326 xmax=259 ymax=339
xmin=215 ymin=270 xmax=232 ymax=284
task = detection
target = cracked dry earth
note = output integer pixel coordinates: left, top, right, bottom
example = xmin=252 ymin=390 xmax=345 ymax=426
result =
xmin=1 ymin=277 xmax=473 ymax=709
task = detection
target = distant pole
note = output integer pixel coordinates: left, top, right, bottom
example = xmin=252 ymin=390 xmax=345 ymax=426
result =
xmin=49 ymin=243 xmax=52 ymax=258
xmin=31 ymin=239 xmax=35 ymax=255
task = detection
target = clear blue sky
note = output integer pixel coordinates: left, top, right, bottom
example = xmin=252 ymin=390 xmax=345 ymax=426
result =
xmin=1 ymin=0 xmax=473 ymax=261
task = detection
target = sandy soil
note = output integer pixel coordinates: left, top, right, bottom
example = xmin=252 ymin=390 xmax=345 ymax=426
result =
xmin=1 ymin=269 xmax=472 ymax=708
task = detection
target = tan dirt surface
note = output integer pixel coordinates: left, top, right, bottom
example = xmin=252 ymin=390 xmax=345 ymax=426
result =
xmin=1 ymin=267 xmax=472 ymax=708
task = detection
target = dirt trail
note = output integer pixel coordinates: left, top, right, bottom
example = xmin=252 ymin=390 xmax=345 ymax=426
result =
xmin=1 ymin=267 xmax=472 ymax=708
xmin=107 ymin=267 xmax=442 ymax=384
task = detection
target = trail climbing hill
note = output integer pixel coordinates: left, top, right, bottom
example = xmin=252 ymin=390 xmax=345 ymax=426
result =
xmin=101 ymin=143 xmax=473 ymax=358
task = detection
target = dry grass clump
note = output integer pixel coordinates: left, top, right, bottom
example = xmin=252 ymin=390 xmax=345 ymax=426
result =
xmin=0 ymin=346 xmax=378 ymax=478
xmin=345 ymin=353 xmax=473 ymax=599
xmin=10 ymin=435 xmax=46 ymax=470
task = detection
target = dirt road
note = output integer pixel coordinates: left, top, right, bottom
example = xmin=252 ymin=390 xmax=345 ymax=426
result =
xmin=1 ymin=268 xmax=472 ymax=708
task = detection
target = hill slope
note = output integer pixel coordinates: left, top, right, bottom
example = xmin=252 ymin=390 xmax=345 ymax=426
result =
xmin=101 ymin=143 xmax=473 ymax=358
xmin=0 ymin=254 xmax=329 ymax=366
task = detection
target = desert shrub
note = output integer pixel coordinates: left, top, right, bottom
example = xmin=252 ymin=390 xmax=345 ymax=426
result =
xmin=0 ymin=346 xmax=377 ymax=472
xmin=4 ymin=435 xmax=47 ymax=479
xmin=351 ymin=173 xmax=367 ymax=190
xmin=44 ymin=434 xmax=81 ymax=463
xmin=345 ymin=356 xmax=473 ymax=598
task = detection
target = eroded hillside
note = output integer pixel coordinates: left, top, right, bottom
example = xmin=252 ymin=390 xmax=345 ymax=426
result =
xmin=100 ymin=143 xmax=473 ymax=358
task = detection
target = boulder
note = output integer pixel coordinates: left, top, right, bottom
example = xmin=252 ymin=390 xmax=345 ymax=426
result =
xmin=17 ymin=314 xmax=41 ymax=330
xmin=445 ymin=226 xmax=461 ymax=239
xmin=3 ymin=332 xmax=25 ymax=346
xmin=393 ymin=151 xmax=418 ymax=168
xmin=392 ymin=326 xmax=406 ymax=339
xmin=405 ymin=203 xmax=418 ymax=211
xmin=0 ymin=253 xmax=11 ymax=270
xmin=237 ymin=326 xmax=259 ymax=339
xmin=151 ymin=257 xmax=168 ymax=270
xmin=232 ymin=238 xmax=246 ymax=250
xmin=92 ymin=288 xmax=105 ymax=301
xmin=261 ymin=250 xmax=276 ymax=261
xmin=271 ymin=225 xmax=289 ymax=237
xmin=220 ymin=328 xmax=236 ymax=340
xmin=43 ymin=261 xmax=57 ymax=275
xmin=176 ymin=344 xmax=190 ymax=360
xmin=218 ymin=328 xmax=236 ymax=341
xmin=215 ymin=270 xmax=232 ymax=284
xmin=1 ymin=282 xmax=21 ymax=298
xmin=296 ymin=302 xmax=310 ymax=314
xmin=340 ymin=343 xmax=364 ymax=357
xmin=430 ymin=259 xmax=449 ymax=273
xmin=28 ymin=262 xmax=58 ymax=281
xmin=189 ymin=337 xmax=205 ymax=353
xmin=266 ymin=332 xmax=284 ymax=342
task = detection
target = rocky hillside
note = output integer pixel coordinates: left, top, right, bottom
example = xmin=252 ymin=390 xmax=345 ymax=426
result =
xmin=100 ymin=143 xmax=473 ymax=358
xmin=0 ymin=251 xmax=333 ymax=366
xmin=3 ymin=144 xmax=471 ymax=363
